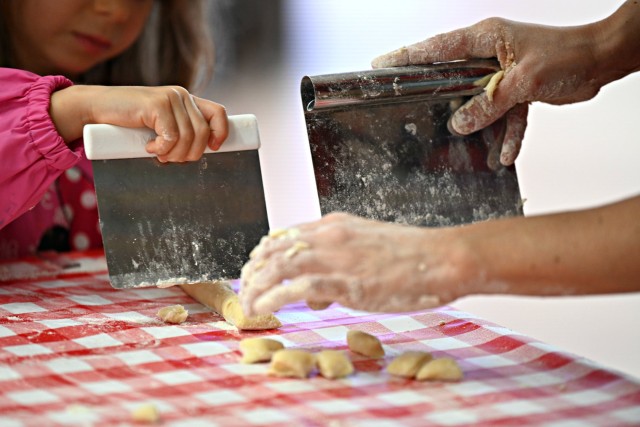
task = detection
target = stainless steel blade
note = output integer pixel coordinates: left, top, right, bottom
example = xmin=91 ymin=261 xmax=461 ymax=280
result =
xmin=302 ymin=60 xmax=523 ymax=227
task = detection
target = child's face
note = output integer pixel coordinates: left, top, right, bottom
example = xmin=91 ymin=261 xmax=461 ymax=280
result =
xmin=11 ymin=0 xmax=154 ymax=77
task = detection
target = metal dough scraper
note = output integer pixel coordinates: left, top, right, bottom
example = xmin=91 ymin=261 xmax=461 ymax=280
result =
xmin=84 ymin=114 xmax=269 ymax=289
xmin=302 ymin=59 xmax=523 ymax=226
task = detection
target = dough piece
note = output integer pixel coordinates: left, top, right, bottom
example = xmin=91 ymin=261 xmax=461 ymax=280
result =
xmin=268 ymin=349 xmax=315 ymax=378
xmin=239 ymin=337 xmax=284 ymax=364
xmin=316 ymin=350 xmax=354 ymax=379
xmin=131 ymin=403 xmax=160 ymax=423
xmin=284 ymin=241 xmax=310 ymax=258
xmin=156 ymin=304 xmax=188 ymax=324
xmin=347 ymin=330 xmax=385 ymax=359
xmin=415 ymin=358 xmax=463 ymax=382
xmin=386 ymin=351 xmax=433 ymax=378
xmin=181 ymin=281 xmax=281 ymax=330
xmin=268 ymin=228 xmax=301 ymax=239
xmin=485 ymin=70 xmax=504 ymax=102
xmin=306 ymin=300 xmax=331 ymax=311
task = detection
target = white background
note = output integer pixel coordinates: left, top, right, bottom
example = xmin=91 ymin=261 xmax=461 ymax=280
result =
xmin=210 ymin=0 xmax=640 ymax=378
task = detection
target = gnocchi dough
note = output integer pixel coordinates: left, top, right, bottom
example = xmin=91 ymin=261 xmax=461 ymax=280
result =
xmin=239 ymin=337 xmax=284 ymax=364
xmin=386 ymin=351 xmax=433 ymax=378
xmin=316 ymin=350 xmax=354 ymax=379
xmin=415 ymin=357 xmax=463 ymax=382
xmin=485 ymin=70 xmax=504 ymax=102
xmin=181 ymin=281 xmax=281 ymax=330
xmin=156 ymin=304 xmax=188 ymax=324
xmin=284 ymin=241 xmax=310 ymax=258
xmin=268 ymin=349 xmax=315 ymax=378
xmin=306 ymin=300 xmax=331 ymax=311
xmin=131 ymin=403 xmax=160 ymax=423
xmin=347 ymin=330 xmax=385 ymax=359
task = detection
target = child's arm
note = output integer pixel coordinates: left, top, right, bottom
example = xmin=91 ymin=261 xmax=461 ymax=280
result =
xmin=0 ymin=68 xmax=80 ymax=230
xmin=0 ymin=68 xmax=229 ymax=231
xmin=50 ymin=85 xmax=228 ymax=163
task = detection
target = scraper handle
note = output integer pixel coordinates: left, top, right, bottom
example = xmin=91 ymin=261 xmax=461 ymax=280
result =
xmin=83 ymin=114 xmax=260 ymax=160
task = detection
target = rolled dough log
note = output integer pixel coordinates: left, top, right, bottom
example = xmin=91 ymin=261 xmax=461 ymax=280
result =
xmin=181 ymin=281 xmax=281 ymax=330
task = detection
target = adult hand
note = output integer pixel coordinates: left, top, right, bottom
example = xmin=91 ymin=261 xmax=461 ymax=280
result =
xmin=240 ymin=213 xmax=474 ymax=316
xmin=372 ymin=18 xmax=604 ymax=166
xmin=51 ymin=85 xmax=228 ymax=162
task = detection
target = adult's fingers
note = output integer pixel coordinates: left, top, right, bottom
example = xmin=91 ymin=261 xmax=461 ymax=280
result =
xmin=251 ymin=275 xmax=347 ymax=316
xmin=242 ymin=247 xmax=326 ymax=306
xmin=500 ymin=103 xmax=528 ymax=166
xmin=481 ymin=120 xmax=506 ymax=171
xmin=372 ymin=19 xmax=507 ymax=68
xmin=449 ymin=64 xmax=525 ymax=135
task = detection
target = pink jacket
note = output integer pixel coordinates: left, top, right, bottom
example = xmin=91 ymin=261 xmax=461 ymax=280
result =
xmin=0 ymin=68 xmax=101 ymax=259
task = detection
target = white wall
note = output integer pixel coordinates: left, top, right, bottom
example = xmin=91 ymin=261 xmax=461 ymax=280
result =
xmin=211 ymin=0 xmax=640 ymax=379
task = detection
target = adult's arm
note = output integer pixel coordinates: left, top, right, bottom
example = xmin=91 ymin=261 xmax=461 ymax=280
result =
xmin=372 ymin=0 xmax=640 ymax=166
xmin=240 ymin=196 xmax=640 ymax=315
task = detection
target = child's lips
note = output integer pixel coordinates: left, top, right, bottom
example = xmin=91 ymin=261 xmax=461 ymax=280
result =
xmin=73 ymin=31 xmax=113 ymax=53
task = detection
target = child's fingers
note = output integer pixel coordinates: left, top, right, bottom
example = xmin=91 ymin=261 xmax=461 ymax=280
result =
xmin=179 ymin=93 xmax=212 ymax=162
xmin=143 ymin=88 xmax=228 ymax=162
xmin=193 ymin=96 xmax=228 ymax=151
xmin=157 ymin=87 xmax=203 ymax=162
xmin=145 ymin=90 xmax=184 ymax=159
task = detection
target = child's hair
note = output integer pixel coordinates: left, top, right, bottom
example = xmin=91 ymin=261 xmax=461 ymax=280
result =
xmin=0 ymin=0 xmax=214 ymax=92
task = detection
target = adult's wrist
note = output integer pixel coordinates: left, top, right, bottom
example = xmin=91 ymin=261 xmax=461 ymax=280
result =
xmin=590 ymin=0 xmax=640 ymax=87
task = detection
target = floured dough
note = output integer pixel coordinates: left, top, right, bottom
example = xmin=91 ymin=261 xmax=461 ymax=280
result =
xmin=131 ymin=403 xmax=160 ymax=423
xmin=347 ymin=330 xmax=385 ymax=359
xmin=306 ymin=300 xmax=332 ymax=311
xmin=156 ymin=304 xmax=188 ymax=324
xmin=181 ymin=281 xmax=281 ymax=330
xmin=316 ymin=350 xmax=354 ymax=379
xmin=415 ymin=357 xmax=463 ymax=382
xmin=268 ymin=349 xmax=315 ymax=378
xmin=387 ymin=351 xmax=433 ymax=378
xmin=268 ymin=228 xmax=301 ymax=239
xmin=284 ymin=241 xmax=310 ymax=258
xmin=239 ymin=337 xmax=284 ymax=364
xmin=485 ymin=70 xmax=504 ymax=102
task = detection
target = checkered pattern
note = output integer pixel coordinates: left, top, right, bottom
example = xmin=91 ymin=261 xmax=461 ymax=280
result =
xmin=1 ymin=252 xmax=639 ymax=426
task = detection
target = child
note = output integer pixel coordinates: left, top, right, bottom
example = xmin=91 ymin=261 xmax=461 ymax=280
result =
xmin=0 ymin=0 xmax=229 ymax=259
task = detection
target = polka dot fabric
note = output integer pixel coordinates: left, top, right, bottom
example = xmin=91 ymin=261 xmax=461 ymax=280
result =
xmin=57 ymin=167 xmax=102 ymax=252
xmin=0 ymin=163 xmax=102 ymax=259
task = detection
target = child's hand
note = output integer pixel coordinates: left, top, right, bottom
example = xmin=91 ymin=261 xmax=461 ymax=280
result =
xmin=50 ymin=85 xmax=229 ymax=162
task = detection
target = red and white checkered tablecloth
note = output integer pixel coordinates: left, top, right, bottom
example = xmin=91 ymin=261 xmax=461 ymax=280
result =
xmin=0 ymin=251 xmax=639 ymax=426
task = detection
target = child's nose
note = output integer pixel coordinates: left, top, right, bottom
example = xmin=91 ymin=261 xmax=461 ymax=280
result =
xmin=92 ymin=0 xmax=134 ymax=21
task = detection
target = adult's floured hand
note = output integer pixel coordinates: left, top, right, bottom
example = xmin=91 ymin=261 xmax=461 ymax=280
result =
xmin=372 ymin=18 xmax=605 ymax=167
xmin=240 ymin=213 xmax=475 ymax=316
